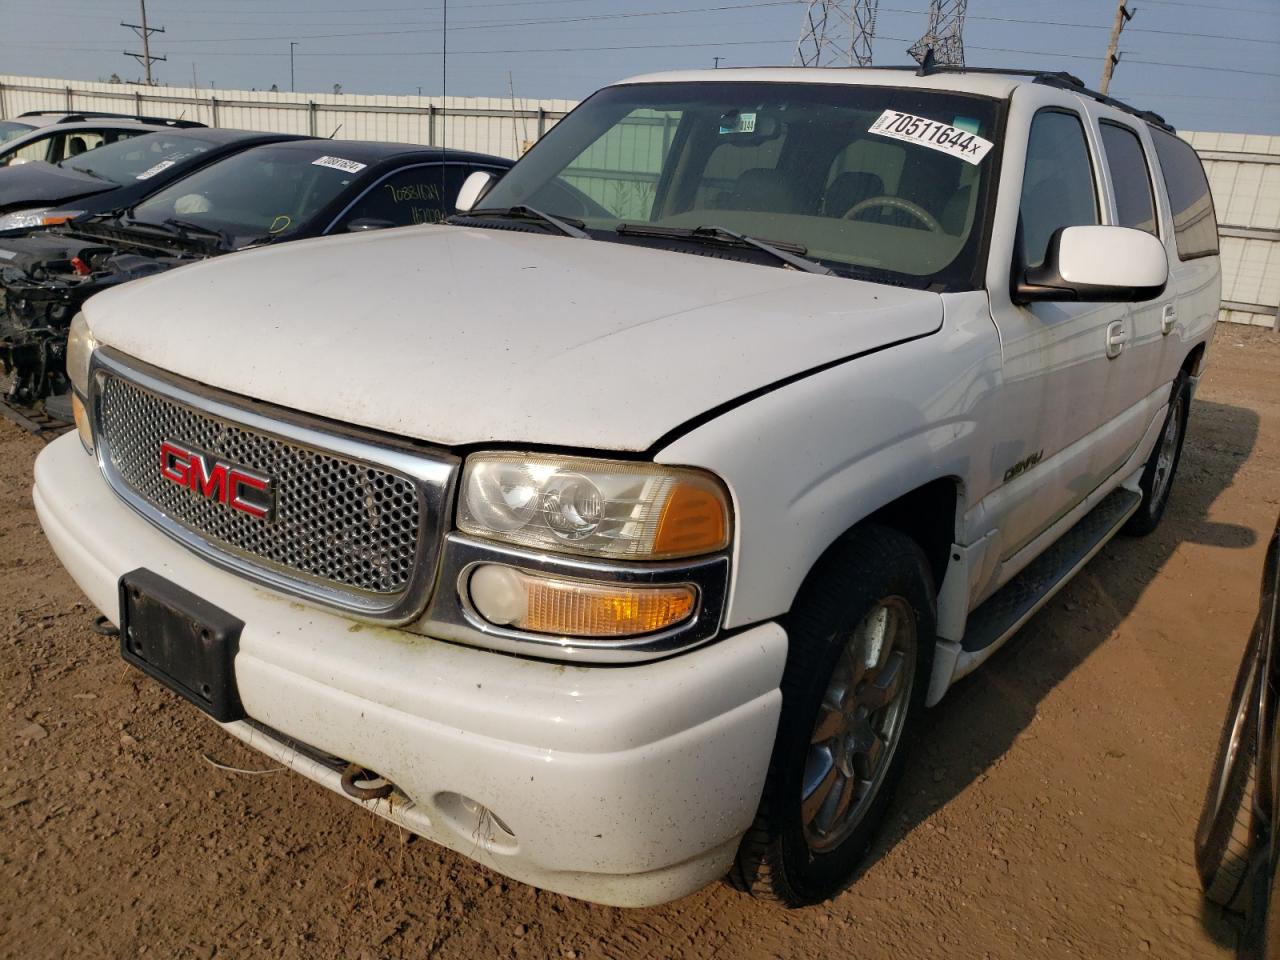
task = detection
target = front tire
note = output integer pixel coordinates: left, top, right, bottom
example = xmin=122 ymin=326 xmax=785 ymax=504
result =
xmin=1123 ymin=372 xmax=1191 ymax=536
xmin=731 ymin=524 xmax=935 ymax=905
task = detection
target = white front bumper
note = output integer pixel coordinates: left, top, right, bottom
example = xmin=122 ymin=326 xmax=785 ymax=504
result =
xmin=33 ymin=433 xmax=787 ymax=906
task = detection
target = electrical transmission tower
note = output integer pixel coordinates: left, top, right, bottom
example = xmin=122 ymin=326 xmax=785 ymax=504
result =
xmin=122 ymin=0 xmax=165 ymax=85
xmin=908 ymin=0 xmax=967 ymax=68
xmin=794 ymin=1 xmax=880 ymax=68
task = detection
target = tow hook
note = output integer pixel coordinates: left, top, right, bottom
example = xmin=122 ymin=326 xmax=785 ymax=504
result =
xmin=92 ymin=615 xmax=119 ymax=637
xmin=340 ymin=763 xmax=395 ymax=801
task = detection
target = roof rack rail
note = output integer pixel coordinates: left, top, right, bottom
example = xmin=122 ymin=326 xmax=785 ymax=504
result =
xmin=18 ymin=109 xmax=206 ymax=129
xmin=1029 ymin=73 xmax=1173 ymax=132
xmin=864 ymin=64 xmax=1174 ymax=133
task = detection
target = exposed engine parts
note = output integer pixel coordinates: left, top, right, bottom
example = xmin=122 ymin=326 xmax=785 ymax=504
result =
xmin=1 ymin=227 xmax=204 ymax=405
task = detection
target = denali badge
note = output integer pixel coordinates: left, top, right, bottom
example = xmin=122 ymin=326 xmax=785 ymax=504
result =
xmin=159 ymin=441 xmax=274 ymax=520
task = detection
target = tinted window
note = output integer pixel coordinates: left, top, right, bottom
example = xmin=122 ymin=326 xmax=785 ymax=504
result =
xmin=0 ymin=120 xmax=35 ymax=144
xmin=60 ymin=133 xmax=212 ymax=186
xmin=132 ymin=144 xmax=373 ymax=243
xmin=1100 ymin=121 xmax=1157 ymax=236
xmin=53 ymin=130 xmax=105 ymax=161
xmin=561 ymin=108 xmax=681 ymax=221
xmin=1018 ymin=110 xmax=1098 ymax=268
xmin=336 ymin=163 xmax=472 ymax=229
xmin=1151 ymin=128 xmax=1218 ymax=260
xmin=1 ymin=133 xmax=55 ymax=166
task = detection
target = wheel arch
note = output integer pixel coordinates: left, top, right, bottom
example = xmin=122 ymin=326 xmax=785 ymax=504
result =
xmin=1183 ymin=342 xmax=1207 ymax=377
xmin=788 ymin=476 xmax=962 ymax=614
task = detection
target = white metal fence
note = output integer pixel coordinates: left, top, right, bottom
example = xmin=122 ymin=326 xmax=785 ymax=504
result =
xmin=1 ymin=73 xmax=1276 ymax=329
xmin=1184 ymin=132 xmax=1280 ymax=330
xmin=0 ymin=74 xmax=573 ymax=160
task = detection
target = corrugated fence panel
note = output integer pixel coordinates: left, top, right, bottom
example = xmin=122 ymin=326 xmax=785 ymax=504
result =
xmin=0 ymin=74 xmax=570 ymax=158
xmin=1184 ymin=131 xmax=1280 ymax=329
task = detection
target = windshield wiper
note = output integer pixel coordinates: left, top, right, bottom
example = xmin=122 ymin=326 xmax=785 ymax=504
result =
xmin=615 ymin=223 xmax=834 ymax=276
xmin=63 ymin=165 xmax=108 ymax=181
xmin=162 ymin=217 xmax=224 ymax=238
xmin=454 ymin=205 xmax=591 ymax=239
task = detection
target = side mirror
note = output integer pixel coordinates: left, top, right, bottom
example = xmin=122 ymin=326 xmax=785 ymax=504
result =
xmin=454 ymin=170 xmax=496 ymax=214
xmin=1015 ymin=225 xmax=1168 ymax=304
xmin=345 ymin=218 xmax=396 ymax=233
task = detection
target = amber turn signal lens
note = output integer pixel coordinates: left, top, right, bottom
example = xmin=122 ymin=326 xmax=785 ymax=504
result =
xmin=654 ymin=478 xmax=729 ymax=557
xmin=469 ymin=565 xmax=697 ymax=638
xmin=71 ymin=393 xmax=93 ymax=453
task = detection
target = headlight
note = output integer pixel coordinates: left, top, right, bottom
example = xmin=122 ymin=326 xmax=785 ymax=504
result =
xmin=0 ymin=208 xmax=83 ymax=231
xmin=458 ymin=453 xmax=730 ymax=560
xmin=66 ymin=312 xmax=98 ymax=398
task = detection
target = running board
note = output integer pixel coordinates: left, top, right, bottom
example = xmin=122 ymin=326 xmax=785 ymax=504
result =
xmin=952 ymin=487 xmax=1142 ymax=676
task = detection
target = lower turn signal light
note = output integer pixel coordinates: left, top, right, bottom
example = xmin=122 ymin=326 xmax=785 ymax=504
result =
xmin=71 ymin=393 xmax=93 ymax=452
xmin=468 ymin=565 xmax=696 ymax=638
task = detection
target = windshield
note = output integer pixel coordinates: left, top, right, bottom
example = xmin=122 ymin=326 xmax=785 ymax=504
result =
xmin=0 ymin=121 xmax=35 ymax=144
xmin=59 ymin=133 xmax=212 ymax=185
xmin=128 ymin=143 xmax=363 ymax=242
xmin=478 ymin=82 xmax=1002 ymax=288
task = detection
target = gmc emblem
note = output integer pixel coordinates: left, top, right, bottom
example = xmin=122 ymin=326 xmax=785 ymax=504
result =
xmin=159 ymin=440 xmax=275 ymax=521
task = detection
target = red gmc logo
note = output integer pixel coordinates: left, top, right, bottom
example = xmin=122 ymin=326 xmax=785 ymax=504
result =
xmin=159 ymin=440 xmax=274 ymax=521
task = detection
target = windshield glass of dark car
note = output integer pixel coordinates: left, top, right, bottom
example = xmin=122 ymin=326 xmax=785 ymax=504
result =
xmin=0 ymin=120 xmax=36 ymax=144
xmin=129 ymin=144 xmax=366 ymax=242
xmin=59 ymin=133 xmax=212 ymax=185
xmin=476 ymin=82 xmax=1001 ymax=288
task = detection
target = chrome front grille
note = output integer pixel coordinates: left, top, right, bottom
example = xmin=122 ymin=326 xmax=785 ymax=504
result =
xmin=91 ymin=349 xmax=457 ymax=621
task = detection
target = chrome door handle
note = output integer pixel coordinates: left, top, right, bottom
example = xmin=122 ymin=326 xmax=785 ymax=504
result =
xmin=1161 ymin=304 xmax=1177 ymax=336
xmin=1105 ymin=320 xmax=1128 ymax=359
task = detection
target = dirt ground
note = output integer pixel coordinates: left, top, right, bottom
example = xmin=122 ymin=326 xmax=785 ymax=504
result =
xmin=2 ymin=324 xmax=1279 ymax=960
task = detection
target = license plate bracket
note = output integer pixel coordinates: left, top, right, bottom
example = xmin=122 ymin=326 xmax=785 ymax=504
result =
xmin=118 ymin=568 xmax=246 ymax=722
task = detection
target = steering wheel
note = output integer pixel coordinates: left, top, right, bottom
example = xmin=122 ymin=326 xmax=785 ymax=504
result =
xmin=843 ymin=195 xmax=943 ymax=233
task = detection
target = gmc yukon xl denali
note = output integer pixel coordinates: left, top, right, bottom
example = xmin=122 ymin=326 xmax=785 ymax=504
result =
xmin=34 ymin=67 xmax=1221 ymax=907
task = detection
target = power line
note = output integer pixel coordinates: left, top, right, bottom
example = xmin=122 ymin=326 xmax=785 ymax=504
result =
xmin=130 ymin=0 xmax=806 ymax=46
xmin=1139 ymin=0 xmax=1280 ymax=12
xmin=25 ymin=33 xmax=1273 ymax=80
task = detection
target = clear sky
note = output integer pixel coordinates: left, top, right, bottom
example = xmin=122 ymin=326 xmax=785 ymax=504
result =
xmin=3 ymin=0 xmax=1279 ymax=134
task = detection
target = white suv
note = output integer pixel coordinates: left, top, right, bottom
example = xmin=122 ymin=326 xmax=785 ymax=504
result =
xmin=34 ymin=67 xmax=1220 ymax=907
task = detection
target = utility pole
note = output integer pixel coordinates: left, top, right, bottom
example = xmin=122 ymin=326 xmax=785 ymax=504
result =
xmin=795 ymin=1 xmax=879 ymax=68
xmin=1100 ymin=0 xmax=1134 ymax=95
xmin=908 ymin=0 xmax=967 ymax=68
xmin=713 ymin=56 xmax=725 ymax=68
xmin=290 ymin=42 xmax=298 ymax=92
xmin=122 ymin=0 xmax=165 ymax=85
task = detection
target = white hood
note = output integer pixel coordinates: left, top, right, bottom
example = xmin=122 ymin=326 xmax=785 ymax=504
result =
xmin=84 ymin=224 xmax=942 ymax=451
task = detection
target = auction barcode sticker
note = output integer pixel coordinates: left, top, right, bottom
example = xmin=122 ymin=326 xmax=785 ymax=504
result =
xmin=135 ymin=159 xmax=176 ymax=180
xmin=867 ymin=110 xmax=994 ymax=165
xmin=312 ymin=155 xmax=367 ymax=173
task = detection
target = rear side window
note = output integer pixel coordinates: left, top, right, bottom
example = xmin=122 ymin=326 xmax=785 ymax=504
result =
xmin=1150 ymin=128 xmax=1218 ymax=260
xmin=1100 ymin=121 xmax=1157 ymax=236
xmin=335 ymin=163 xmax=472 ymax=230
xmin=1 ymin=133 xmax=54 ymax=166
xmin=1018 ymin=109 xmax=1099 ymax=269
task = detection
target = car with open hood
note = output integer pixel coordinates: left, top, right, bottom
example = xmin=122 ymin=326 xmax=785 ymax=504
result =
xmin=0 ymin=127 xmax=310 ymax=233
xmin=34 ymin=66 xmax=1221 ymax=908
xmin=1 ymin=138 xmax=510 ymax=403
